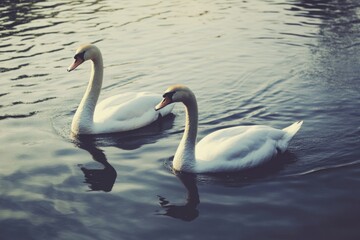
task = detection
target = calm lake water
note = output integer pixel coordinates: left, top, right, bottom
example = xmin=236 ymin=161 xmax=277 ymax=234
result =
xmin=1 ymin=0 xmax=360 ymax=239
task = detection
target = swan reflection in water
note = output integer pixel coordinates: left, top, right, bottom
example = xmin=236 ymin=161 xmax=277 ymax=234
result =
xmin=74 ymin=135 xmax=117 ymax=192
xmin=157 ymin=152 xmax=296 ymax=221
xmin=69 ymin=114 xmax=175 ymax=192
xmin=157 ymin=171 xmax=200 ymax=221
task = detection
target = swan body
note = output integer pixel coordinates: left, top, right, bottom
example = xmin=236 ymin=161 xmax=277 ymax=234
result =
xmin=68 ymin=44 xmax=173 ymax=134
xmin=155 ymin=85 xmax=303 ymax=173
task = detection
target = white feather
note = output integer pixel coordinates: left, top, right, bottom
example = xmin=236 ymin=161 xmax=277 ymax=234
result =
xmin=195 ymin=123 xmax=302 ymax=172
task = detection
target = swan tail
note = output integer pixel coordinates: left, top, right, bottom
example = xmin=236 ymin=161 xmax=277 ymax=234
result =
xmin=282 ymin=120 xmax=303 ymax=142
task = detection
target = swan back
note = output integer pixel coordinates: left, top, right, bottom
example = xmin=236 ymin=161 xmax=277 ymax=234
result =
xmin=194 ymin=125 xmax=285 ymax=172
xmin=93 ymin=92 xmax=173 ymax=133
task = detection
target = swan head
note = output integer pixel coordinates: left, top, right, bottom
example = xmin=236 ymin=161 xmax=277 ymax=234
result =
xmin=155 ymin=85 xmax=194 ymax=110
xmin=67 ymin=44 xmax=101 ymax=72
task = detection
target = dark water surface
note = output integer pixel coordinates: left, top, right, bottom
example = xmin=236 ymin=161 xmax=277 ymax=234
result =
xmin=1 ymin=0 xmax=360 ymax=239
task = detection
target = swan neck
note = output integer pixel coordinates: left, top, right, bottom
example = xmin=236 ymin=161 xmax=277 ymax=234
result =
xmin=173 ymin=93 xmax=198 ymax=172
xmin=72 ymin=53 xmax=103 ymax=134
xmin=183 ymin=99 xmax=198 ymax=147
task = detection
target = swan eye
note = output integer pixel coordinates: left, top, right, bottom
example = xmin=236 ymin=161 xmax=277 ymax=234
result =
xmin=74 ymin=51 xmax=85 ymax=60
xmin=163 ymin=91 xmax=175 ymax=100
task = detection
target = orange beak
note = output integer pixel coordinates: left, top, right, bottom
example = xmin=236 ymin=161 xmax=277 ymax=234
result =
xmin=155 ymin=97 xmax=172 ymax=111
xmin=67 ymin=58 xmax=84 ymax=72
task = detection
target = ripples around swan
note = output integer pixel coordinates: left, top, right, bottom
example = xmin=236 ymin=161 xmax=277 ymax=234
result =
xmin=1 ymin=0 xmax=360 ymax=239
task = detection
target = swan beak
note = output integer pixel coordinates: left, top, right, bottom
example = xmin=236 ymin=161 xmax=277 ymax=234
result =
xmin=67 ymin=58 xmax=84 ymax=72
xmin=155 ymin=97 xmax=172 ymax=111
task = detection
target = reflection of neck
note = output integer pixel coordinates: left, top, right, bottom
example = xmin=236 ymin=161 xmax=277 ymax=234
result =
xmin=71 ymin=54 xmax=103 ymax=134
xmin=173 ymin=93 xmax=198 ymax=172
xmin=178 ymin=172 xmax=200 ymax=207
xmin=158 ymin=172 xmax=199 ymax=221
xmin=75 ymin=136 xmax=117 ymax=192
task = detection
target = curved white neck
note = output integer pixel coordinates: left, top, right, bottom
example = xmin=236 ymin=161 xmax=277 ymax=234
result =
xmin=71 ymin=55 xmax=103 ymax=134
xmin=173 ymin=94 xmax=198 ymax=172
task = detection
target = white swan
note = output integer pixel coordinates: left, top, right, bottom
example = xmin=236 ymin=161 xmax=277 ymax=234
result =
xmin=155 ymin=85 xmax=303 ymax=173
xmin=67 ymin=44 xmax=173 ymax=135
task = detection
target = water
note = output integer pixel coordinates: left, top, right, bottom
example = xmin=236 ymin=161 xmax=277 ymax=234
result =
xmin=1 ymin=0 xmax=360 ymax=239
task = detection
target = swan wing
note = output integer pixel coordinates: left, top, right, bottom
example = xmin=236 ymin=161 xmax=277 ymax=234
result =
xmin=195 ymin=125 xmax=286 ymax=172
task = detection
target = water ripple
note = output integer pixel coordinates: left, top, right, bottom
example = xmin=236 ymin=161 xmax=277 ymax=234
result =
xmin=0 ymin=111 xmax=38 ymax=120
xmin=0 ymin=63 xmax=29 ymax=73
xmin=285 ymin=159 xmax=360 ymax=177
xmin=0 ymin=2 xmax=63 ymax=38
xmin=0 ymin=48 xmax=62 ymax=63
xmin=9 ymin=97 xmax=56 ymax=106
xmin=10 ymin=73 xmax=48 ymax=81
